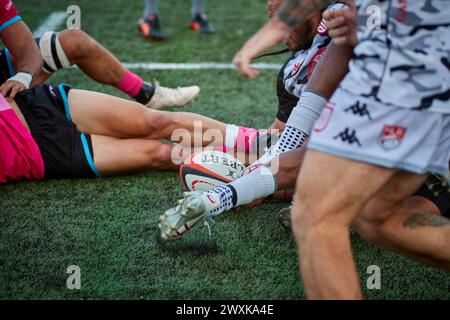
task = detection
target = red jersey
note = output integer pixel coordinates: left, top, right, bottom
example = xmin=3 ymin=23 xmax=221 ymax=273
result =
xmin=0 ymin=0 xmax=20 ymax=32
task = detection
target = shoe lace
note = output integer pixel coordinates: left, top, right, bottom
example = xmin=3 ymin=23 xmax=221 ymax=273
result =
xmin=203 ymin=216 xmax=215 ymax=241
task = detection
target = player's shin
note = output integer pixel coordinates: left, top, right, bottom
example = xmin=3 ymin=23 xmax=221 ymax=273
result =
xmin=275 ymin=90 xmax=327 ymax=153
xmin=255 ymin=90 xmax=327 ymax=165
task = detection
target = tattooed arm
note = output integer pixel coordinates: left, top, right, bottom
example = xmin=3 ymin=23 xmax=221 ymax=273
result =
xmin=233 ymin=0 xmax=334 ymax=78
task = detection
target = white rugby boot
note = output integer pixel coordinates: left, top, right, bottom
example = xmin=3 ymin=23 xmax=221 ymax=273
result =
xmin=159 ymin=191 xmax=220 ymax=241
xmin=146 ymin=81 xmax=200 ymax=110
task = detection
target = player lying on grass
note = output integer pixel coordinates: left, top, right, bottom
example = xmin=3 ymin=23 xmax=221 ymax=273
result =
xmin=0 ymin=80 xmax=280 ymax=183
xmin=0 ymin=0 xmax=199 ymax=109
xmin=234 ymin=0 xmax=450 ymax=299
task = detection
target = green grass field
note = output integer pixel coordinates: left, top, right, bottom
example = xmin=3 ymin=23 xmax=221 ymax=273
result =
xmin=1 ymin=0 xmax=449 ymax=300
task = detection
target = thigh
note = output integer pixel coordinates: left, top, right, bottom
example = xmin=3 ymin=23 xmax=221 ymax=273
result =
xmin=68 ymin=89 xmax=156 ymax=138
xmin=91 ymin=135 xmax=176 ymax=175
xmin=295 ymin=149 xmax=397 ymax=226
xmin=359 ymin=171 xmax=428 ymax=223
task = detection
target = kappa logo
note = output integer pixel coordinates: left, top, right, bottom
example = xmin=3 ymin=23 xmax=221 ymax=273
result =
xmin=379 ymin=125 xmax=407 ymax=150
xmin=334 ymin=127 xmax=362 ymax=147
xmin=48 ymin=85 xmax=57 ymax=97
xmin=314 ymin=102 xmax=334 ymax=132
xmin=344 ymin=101 xmax=373 ymax=120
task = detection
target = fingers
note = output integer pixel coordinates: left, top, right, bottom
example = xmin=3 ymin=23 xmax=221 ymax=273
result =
xmin=328 ymin=25 xmax=349 ymax=39
xmin=8 ymin=85 xmax=21 ymax=99
xmin=233 ymin=53 xmax=260 ymax=79
xmin=0 ymin=82 xmax=10 ymax=97
xmin=323 ymin=5 xmax=358 ymax=47
xmin=0 ymin=80 xmax=25 ymax=98
xmin=326 ymin=15 xmax=346 ymax=29
xmin=322 ymin=9 xmax=338 ymax=22
xmin=337 ymin=0 xmax=356 ymax=9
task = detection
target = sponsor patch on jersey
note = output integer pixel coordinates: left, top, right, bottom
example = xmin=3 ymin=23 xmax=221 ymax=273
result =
xmin=314 ymin=102 xmax=334 ymax=132
xmin=308 ymin=47 xmax=327 ymax=79
xmin=379 ymin=125 xmax=407 ymax=151
xmin=317 ymin=19 xmax=328 ymax=36
xmin=291 ymin=63 xmax=300 ymax=76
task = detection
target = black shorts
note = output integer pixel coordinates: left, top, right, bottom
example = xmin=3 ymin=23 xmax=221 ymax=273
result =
xmin=275 ymin=65 xmax=299 ymax=123
xmin=0 ymin=48 xmax=15 ymax=86
xmin=414 ymin=181 xmax=450 ymax=218
xmin=14 ymin=84 xmax=100 ymax=179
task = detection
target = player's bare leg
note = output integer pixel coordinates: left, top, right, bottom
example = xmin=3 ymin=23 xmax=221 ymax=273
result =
xmin=57 ymin=29 xmax=129 ymax=88
xmin=27 ymin=30 xmax=198 ymax=108
xmin=67 ymin=89 xmax=227 ymax=143
xmin=354 ymin=172 xmax=450 ymax=271
xmin=91 ymin=135 xmax=177 ymax=175
xmin=291 ymin=150 xmax=396 ymax=299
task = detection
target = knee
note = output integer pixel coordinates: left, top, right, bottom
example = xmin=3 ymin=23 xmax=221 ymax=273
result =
xmin=144 ymin=110 xmax=174 ymax=135
xmin=353 ymin=206 xmax=392 ymax=245
xmin=59 ymin=29 xmax=98 ymax=62
xmin=146 ymin=143 xmax=174 ymax=168
xmin=291 ymin=195 xmax=330 ymax=244
xmin=156 ymin=143 xmax=174 ymax=164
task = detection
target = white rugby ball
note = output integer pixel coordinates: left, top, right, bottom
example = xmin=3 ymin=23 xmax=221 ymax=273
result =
xmin=179 ymin=150 xmax=245 ymax=191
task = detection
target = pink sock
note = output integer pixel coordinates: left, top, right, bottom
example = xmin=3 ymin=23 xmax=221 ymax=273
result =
xmin=116 ymin=70 xmax=144 ymax=97
xmin=235 ymin=126 xmax=260 ymax=154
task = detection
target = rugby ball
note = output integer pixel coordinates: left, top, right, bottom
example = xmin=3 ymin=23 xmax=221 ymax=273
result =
xmin=180 ymin=150 xmax=245 ymax=191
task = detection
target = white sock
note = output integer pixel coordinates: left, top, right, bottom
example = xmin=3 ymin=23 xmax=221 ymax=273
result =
xmin=225 ymin=124 xmax=239 ymax=150
xmin=207 ymin=166 xmax=277 ymax=216
xmin=273 ymin=90 xmax=327 ymax=154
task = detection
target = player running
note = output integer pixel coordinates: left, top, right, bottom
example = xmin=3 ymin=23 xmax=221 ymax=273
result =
xmin=233 ymin=0 xmax=450 ymax=299
xmin=0 ymin=0 xmax=199 ymax=109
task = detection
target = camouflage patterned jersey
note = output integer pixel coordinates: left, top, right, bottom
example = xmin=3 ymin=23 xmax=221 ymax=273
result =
xmin=340 ymin=0 xmax=450 ymax=113
xmin=283 ymin=2 xmax=345 ymax=98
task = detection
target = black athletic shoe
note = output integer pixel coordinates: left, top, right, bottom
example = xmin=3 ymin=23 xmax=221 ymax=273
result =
xmin=189 ymin=13 xmax=215 ymax=34
xmin=138 ymin=15 xmax=167 ymax=41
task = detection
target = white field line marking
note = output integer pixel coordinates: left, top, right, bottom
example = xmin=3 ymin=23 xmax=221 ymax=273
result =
xmin=32 ymin=11 xmax=66 ymax=38
xmin=32 ymin=13 xmax=282 ymax=71
xmin=122 ymin=62 xmax=283 ymax=71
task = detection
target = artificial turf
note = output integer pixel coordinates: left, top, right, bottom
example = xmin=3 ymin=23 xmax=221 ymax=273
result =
xmin=1 ymin=0 xmax=449 ymax=300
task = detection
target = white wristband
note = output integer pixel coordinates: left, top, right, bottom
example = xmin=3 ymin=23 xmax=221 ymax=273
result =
xmin=8 ymin=72 xmax=32 ymax=89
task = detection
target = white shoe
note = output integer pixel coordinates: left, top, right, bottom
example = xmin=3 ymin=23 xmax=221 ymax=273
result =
xmin=146 ymin=82 xmax=200 ymax=110
xmin=159 ymin=191 xmax=220 ymax=241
